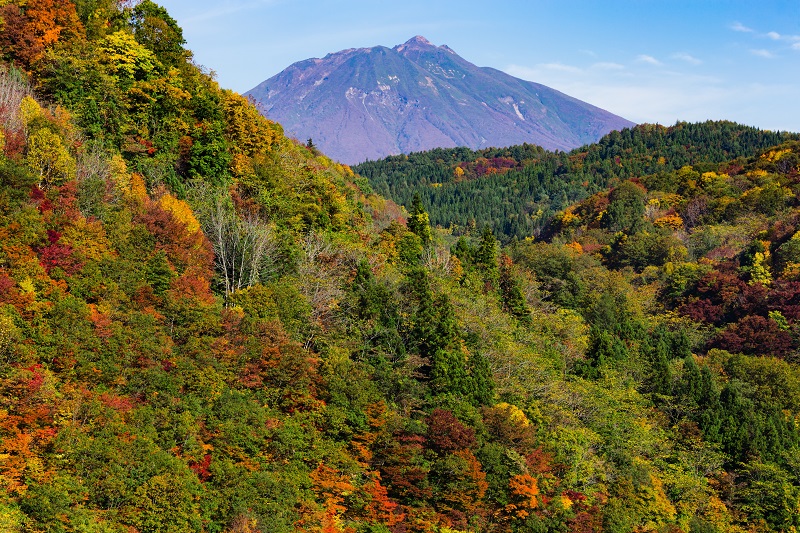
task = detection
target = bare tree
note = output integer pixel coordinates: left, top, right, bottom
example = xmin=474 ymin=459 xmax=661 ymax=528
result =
xmin=0 ymin=65 xmax=32 ymax=133
xmin=190 ymin=185 xmax=278 ymax=301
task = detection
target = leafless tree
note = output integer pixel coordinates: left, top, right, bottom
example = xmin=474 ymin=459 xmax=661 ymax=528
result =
xmin=0 ymin=65 xmax=32 ymax=133
xmin=190 ymin=185 xmax=278 ymax=301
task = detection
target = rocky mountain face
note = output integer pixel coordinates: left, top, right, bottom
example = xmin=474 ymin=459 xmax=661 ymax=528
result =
xmin=245 ymin=36 xmax=635 ymax=164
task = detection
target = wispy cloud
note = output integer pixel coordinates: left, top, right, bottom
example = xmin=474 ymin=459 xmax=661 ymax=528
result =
xmin=636 ymin=54 xmax=662 ymax=66
xmin=505 ymin=61 xmax=797 ymax=131
xmin=592 ymin=62 xmax=625 ymax=70
xmin=751 ymin=49 xmax=775 ymax=58
xmin=731 ymin=22 xmax=754 ymax=33
xmin=767 ymin=31 xmax=782 ymax=40
xmin=672 ymin=53 xmax=702 ymax=65
xmin=539 ymin=62 xmax=582 ymax=73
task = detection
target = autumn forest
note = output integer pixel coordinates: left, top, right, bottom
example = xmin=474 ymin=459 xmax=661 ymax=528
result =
xmin=1 ymin=1 xmax=800 ymax=532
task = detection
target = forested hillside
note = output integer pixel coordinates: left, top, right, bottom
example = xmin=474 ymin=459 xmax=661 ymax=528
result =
xmin=354 ymin=123 xmax=798 ymax=241
xmin=1 ymin=1 xmax=800 ymax=533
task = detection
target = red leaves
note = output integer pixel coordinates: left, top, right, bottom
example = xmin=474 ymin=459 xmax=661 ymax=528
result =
xmin=189 ymin=453 xmax=212 ymax=482
xmin=425 ymin=408 xmax=475 ymax=453
xmin=26 ymin=366 xmax=44 ymax=392
xmin=712 ymin=315 xmax=793 ymax=357
xmin=136 ymin=197 xmax=214 ymax=277
xmin=0 ymin=0 xmax=83 ymax=69
xmin=97 ymin=392 xmax=134 ymax=413
xmin=36 ymin=228 xmax=82 ymax=275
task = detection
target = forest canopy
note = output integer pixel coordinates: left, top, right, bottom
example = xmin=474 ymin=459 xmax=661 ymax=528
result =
xmin=1 ymin=1 xmax=800 ymax=532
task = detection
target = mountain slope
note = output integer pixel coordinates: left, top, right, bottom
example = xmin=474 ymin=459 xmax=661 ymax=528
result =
xmin=245 ymin=36 xmax=634 ymax=164
xmin=354 ymin=121 xmax=800 ymax=241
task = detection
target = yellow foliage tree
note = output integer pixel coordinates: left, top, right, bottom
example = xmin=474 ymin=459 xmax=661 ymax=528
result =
xmin=159 ymin=193 xmax=201 ymax=234
xmin=221 ymin=90 xmax=279 ymax=158
xmin=98 ymin=30 xmax=157 ymax=81
xmin=25 ymin=127 xmax=76 ymax=188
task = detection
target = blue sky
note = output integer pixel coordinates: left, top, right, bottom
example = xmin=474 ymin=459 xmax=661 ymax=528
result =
xmin=158 ymin=0 xmax=800 ymax=131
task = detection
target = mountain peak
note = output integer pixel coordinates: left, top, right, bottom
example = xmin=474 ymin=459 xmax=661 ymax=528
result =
xmin=394 ymin=35 xmax=435 ymax=52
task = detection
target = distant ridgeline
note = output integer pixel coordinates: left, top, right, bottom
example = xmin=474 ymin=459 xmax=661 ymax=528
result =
xmin=354 ymin=121 xmax=799 ymax=241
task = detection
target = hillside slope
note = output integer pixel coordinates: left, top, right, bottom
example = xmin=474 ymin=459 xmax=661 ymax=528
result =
xmin=354 ymin=121 xmax=799 ymax=240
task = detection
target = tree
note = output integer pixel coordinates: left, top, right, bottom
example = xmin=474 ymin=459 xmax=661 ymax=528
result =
xmin=499 ymin=253 xmax=530 ymax=324
xmin=129 ymin=0 xmax=187 ymax=67
xmin=602 ymin=180 xmax=646 ymax=233
xmin=407 ymin=193 xmax=432 ymax=247
xmin=25 ymin=127 xmax=76 ymax=188
xmin=192 ymin=186 xmax=277 ymax=301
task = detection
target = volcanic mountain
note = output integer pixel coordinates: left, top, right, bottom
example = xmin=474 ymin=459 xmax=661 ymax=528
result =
xmin=245 ymin=36 xmax=635 ymax=164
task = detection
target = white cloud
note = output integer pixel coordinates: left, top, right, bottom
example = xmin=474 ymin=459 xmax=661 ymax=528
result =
xmin=767 ymin=31 xmax=782 ymax=40
xmin=793 ymin=42 xmax=800 ymax=50
xmin=539 ymin=62 xmax=582 ymax=73
xmin=751 ymin=49 xmax=775 ymax=58
xmin=592 ymin=62 xmax=625 ymax=70
xmin=636 ymin=54 xmax=662 ymax=66
xmin=731 ymin=22 xmax=754 ymax=33
xmin=503 ymin=60 xmax=799 ymax=132
xmin=672 ymin=53 xmax=702 ymax=65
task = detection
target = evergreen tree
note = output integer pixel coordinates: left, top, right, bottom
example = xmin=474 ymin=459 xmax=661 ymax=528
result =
xmin=498 ymin=253 xmax=530 ymax=325
xmin=407 ymin=193 xmax=432 ymax=246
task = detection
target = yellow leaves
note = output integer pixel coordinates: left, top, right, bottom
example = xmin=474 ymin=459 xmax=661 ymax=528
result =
xmin=25 ymin=127 xmax=76 ymax=188
xmin=761 ymin=148 xmax=792 ymax=162
xmin=559 ymin=210 xmax=579 ymax=227
xmin=18 ymin=278 xmax=35 ymax=295
xmin=0 ymin=501 xmax=25 ymax=532
xmin=108 ymin=153 xmax=131 ymax=196
xmin=700 ymin=171 xmax=727 ymax=184
xmin=0 ymin=311 xmax=20 ymax=360
xmin=230 ymin=153 xmax=255 ymax=179
xmin=221 ymin=89 xmax=279 ymax=158
xmin=560 ymin=493 xmax=573 ymax=510
xmin=564 ymin=241 xmax=583 ymax=254
xmin=129 ymin=172 xmax=147 ymax=202
xmin=493 ymin=402 xmax=530 ymax=428
xmin=98 ymin=30 xmax=157 ymax=81
xmin=19 ymin=95 xmax=42 ymax=130
xmin=336 ymin=163 xmax=354 ymax=178
xmin=653 ymin=213 xmax=684 ymax=230
xmin=60 ymin=217 xmax=112 ymax=262
xmin=159 ymin=193 xmax=201 ymax=234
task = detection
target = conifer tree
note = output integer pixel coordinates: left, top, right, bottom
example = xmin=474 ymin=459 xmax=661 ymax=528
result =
xmin=407 ymin=193 xmax=432 ymax=247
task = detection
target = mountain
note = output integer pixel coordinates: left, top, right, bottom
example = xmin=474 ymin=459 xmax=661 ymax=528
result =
xmin=245 ymin=36 xmax=635 ymax=164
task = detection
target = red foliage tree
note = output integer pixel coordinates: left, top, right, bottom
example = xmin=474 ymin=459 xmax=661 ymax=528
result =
xmin=0 ymin=0 xmax=84 ymax=69
xmin=425 ymin=408 xmax=475 ymax=453
xmin=711 ymin=315 xmax=793 ymax=357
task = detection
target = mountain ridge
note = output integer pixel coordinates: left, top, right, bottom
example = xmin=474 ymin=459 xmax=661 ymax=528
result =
xmin=245 ymin=36 xmax=635 ymax=164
